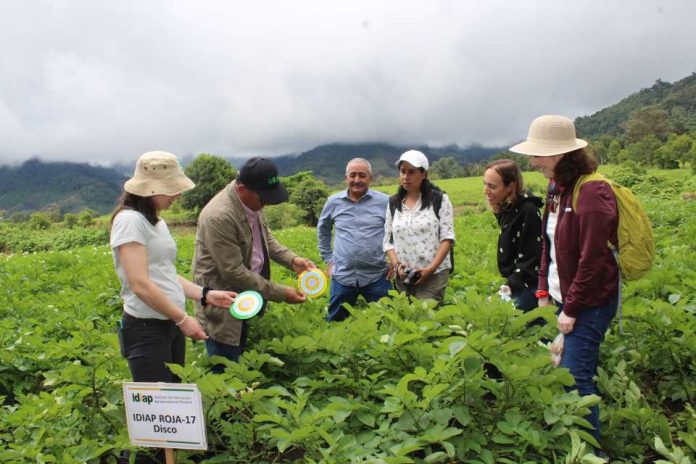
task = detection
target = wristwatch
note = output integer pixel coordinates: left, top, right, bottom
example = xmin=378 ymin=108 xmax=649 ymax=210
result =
xmin=200 ymin=286 xmax=211 ymax=306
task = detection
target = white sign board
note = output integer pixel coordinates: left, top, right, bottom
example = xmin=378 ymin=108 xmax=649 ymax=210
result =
xmin=123 ymin=382 xmax=207 ymax=450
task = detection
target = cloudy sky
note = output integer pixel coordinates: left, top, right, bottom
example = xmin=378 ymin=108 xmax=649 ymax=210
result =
xmin=1 ymin=0 xmax=695 ymax=164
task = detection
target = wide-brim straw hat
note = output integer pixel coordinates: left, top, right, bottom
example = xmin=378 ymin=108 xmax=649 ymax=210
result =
xmin=509 ymin=115 xmax=588 ymax=157
xmin=124 ymin=151 xmax=195 ymax=197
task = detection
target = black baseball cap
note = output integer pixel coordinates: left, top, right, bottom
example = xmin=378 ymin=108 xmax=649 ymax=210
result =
xmin=237 ymin=157 xmax=289 ymax=205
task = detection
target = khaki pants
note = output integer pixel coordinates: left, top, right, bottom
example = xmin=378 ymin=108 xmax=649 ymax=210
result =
xmin=395 ymin=269 xmax=449 ymax=303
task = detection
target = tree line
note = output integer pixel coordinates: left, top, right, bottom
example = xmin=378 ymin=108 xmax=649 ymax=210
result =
xmin=5 ymin=121 xmax=693 ymax=231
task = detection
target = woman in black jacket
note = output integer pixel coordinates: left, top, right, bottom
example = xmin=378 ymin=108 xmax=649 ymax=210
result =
xmin=483 ymin=159 xmax=543 ymax=312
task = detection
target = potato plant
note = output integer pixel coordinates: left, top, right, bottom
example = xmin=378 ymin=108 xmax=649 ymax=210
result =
xmin=0 ymin=171 xmax=694 ymax=463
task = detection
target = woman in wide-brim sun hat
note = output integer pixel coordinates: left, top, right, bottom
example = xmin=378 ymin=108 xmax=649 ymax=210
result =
xmin=511 ymin=115 xmax=619 ymax=445
xmin=110 ymin=151 xmax=236 ymax=384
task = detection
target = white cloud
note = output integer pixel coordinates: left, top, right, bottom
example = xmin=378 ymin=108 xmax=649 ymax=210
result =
xmin=0 ymin=0 xmax=695 ymax=163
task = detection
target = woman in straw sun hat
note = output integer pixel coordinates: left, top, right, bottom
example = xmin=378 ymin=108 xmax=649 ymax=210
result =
xmin=510 ymin=115 xmax=618 ymax=444
xmin=110 ymin=151 xmax=236 ymax=383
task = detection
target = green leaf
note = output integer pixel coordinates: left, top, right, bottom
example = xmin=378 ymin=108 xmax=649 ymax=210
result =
xmin=577 ymin=429 xmax=600 ymax=450
xmin=480 ymin=448 xmax=496 ymax=464
xmin=677 ymin=431 xmax=696 ymax=451
xmin=448 ymin=339 xmax=466 ymax=356
xmin=544 ymin=409 xmax=561 ymax=425
xmin=393 ymin=333 xmax=423 ymax=346
xmin=580 ymin=454 xmax=607 ymax=464
xmin=492 ymin=433 xmax=515 ymax=444
xmin=497 ymin=421 xmax=515 ymax=435
xmin=356 ymin=410 xmax=375 ymax=427
xmin=383 ymin=457 xmax=415 ymax=464
xmin=442 ymin=440 xmax=455 ymax=457
xmin=424 ymin=451 xmax=448 ymax=463
xmin=332 ymin=409 xmax=351 ymax=424
xmin=453 ymin=405 xmax=472 ymax=427
xmin=463 ymin=356 xmax=481 ymax=373
xmin=389 ymin=438 xmax=423 ymax=456
xmin=253 ymin=414 xmax=285 ymax=424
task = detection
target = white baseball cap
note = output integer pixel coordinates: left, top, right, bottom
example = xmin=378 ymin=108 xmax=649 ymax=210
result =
xmin=396 ymin=150 xmax=429 ymax=171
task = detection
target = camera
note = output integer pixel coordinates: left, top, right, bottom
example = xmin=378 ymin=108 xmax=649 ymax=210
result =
xmin=402 ymin=268 xmax=422 ymax=286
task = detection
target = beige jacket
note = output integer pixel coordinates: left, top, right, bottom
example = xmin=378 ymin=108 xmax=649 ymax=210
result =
xmin=192 ymin=181 xmax=297 ymax=345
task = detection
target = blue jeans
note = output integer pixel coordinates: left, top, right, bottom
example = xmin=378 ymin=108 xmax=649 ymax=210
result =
xmin=513 ymin=287 xmax=546 ymax=327
xmin=205 ymin=322 xmax=249 ymax=374
xmin=512 ymin=287 xmax=537 ymax=312
xmin=558 ymin=296 xmax=617 ymax=443
xmin=326 ymin=276 xmax=392 ymax=322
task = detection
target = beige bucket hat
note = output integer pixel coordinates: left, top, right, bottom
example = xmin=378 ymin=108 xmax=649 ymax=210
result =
xmin=509 ymin=115 xmax=588 ymax=157
xmin=124 ymin=151 xmax=195 ymax=197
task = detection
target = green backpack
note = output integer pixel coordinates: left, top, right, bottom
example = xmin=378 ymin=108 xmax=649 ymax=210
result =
xmin=572 ymin=172 xmax=655 ymax=280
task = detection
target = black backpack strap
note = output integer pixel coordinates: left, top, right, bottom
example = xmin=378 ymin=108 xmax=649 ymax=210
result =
xmin=389 ymin=195 xmax=398 ymax=217
xmin=432 ymin=188 xmax=443 ymax=219
xmin=388 ymin=195 xmax=398 ymax=245
xmin=431 ymin=189 xmax=454 ymax=273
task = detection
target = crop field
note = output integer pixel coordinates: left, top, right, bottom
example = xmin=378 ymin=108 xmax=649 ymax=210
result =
xmin=0 ymin=170 xmax=694 ymax=463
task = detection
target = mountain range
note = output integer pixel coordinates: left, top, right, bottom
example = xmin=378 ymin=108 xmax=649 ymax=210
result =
xmin=271 ymin=142 xmax=501 ymax=182
xmin=0 ymin=143 xmax=502 ymax=215
xmin=0 ymin=159 xmax=127 ymax=215
xmin=2 ymin=71 xmax=695 ymax=215
xmin=575 ymin=72 xmax=696 ymax=138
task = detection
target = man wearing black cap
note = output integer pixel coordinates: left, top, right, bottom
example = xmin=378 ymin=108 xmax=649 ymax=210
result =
xmin=192 ymin=157 xmax=315 ymax=367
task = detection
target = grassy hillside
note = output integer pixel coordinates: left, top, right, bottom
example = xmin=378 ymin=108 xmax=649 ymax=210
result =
xmin=272 ymin=142 xmax=503 ymax=184
xmin=575 ymin=72 xmax=696 ymax=138
xmin=0 ymin=158 xmax=126 ymax=215
xmin=374 ymin=167 xmax=694 ymax=211
xmin=373 ymin=173 xmax=547 ymax=210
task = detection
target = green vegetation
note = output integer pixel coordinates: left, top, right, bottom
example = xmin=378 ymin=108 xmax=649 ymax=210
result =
xmin=571 ymin=73 xmax=696 ymax=172
xmin=0 ymin=221 xmax=109 ymax=254
xmin=273 ymin=143 xmax=502 ymax=185
xmin=182 ymin=154 xmax=238 ymax=214
xmin=0 ymin=145 xmax=500 ymax=219
xmin=0 ymin=170 xmax=694 ymax=463
xmin=373 ymin=172 xmax=548 ymax=213
xmin=1 ymin=71 xmax=694 ymax=462
xmin=576 ymin=73 xmax=696 ymax=139
xmin=0 ymin=158 xmax=126 ymax=215
xmin=283 ymin=171 xmax=330 ymax=226
xmin=429 ymin=157 xmax=466 ymax=180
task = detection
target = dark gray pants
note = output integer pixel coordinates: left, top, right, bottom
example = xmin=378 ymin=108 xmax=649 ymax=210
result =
xmin=119 ymin=312 xmax=185 ymax=383
xmin=395 ymin=269 xmax=449 ymax=303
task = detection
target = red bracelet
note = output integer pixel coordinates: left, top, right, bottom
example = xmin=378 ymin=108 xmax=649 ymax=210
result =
xmin=535 ymin=290 xmax=550 ymax=299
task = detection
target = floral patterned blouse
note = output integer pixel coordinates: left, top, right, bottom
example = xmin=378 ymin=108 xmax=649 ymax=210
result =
xmin=383 ymin=193 xmax=456 ymax=274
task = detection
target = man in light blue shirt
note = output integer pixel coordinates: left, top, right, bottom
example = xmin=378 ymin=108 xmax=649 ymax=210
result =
xmin=317 ymin=158 xmax=391 ymax=321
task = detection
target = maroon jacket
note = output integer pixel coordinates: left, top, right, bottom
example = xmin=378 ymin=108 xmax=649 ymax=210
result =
xmin=538 ymin=177 xmax=619 ymax=317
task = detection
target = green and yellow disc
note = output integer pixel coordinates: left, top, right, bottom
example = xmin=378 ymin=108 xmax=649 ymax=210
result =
xmin=297 ymin=269 xmax=328 ymax=298
xmin=230 ymin=291 xmax=264 ymax=319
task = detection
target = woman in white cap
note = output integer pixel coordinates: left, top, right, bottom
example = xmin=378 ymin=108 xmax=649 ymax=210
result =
xmin=110 ymin=151 xmax=236 ymax=383
xmin=483 ymin=159 xmax=543 ymax=312
xmin=383 ymin=150 xmax=455 ymax=303
xmin=510 ymin=116 xmax=618 ymax=444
